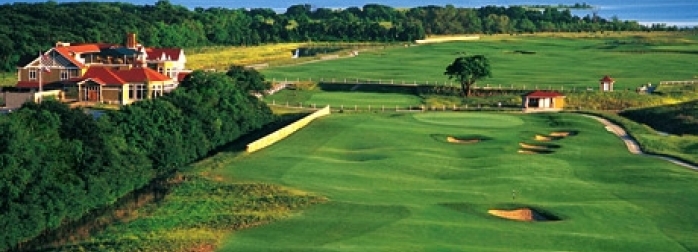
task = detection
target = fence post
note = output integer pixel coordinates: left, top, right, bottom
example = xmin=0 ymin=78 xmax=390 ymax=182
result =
xmin=355 ymin=105 xmax=357 ymax=111
xmin=368 ymin=105 xmax=371 ymax=112
xmin=382 ymin=105 xmax=385 ymax=112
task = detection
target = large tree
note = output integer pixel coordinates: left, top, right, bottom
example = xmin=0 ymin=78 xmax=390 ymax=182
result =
xmin=444 ymin=55 xmax=492 ymax=97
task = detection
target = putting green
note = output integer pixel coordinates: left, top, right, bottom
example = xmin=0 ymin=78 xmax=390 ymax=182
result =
xmin=214 ymin=112 xmax=698 ymax=251
xmin=412 ymin=112 xmax=524 ymax=128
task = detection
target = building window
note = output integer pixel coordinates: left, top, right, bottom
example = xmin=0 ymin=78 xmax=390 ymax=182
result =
xmin=60 ymin=70 xmax=69 ymax=80
xmin=29 ymin=69 xmax=37 ymax=80
xmin=158 ymin=67 xmax=163 ymax=74
xmin=70 ymin=69 xmax=79 ymax=78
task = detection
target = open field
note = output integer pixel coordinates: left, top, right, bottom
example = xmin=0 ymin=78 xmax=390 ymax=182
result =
xmin=261 ymin=32 xmax=698 ymax=90
xmin=208 ymin=112 xmax=698 ymax=251
xmin=186 ymin=43 xmax=305 ymax=71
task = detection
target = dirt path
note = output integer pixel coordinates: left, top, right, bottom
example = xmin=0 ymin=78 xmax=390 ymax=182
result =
xmin=583 ymin=114 xmax=698 ymax=171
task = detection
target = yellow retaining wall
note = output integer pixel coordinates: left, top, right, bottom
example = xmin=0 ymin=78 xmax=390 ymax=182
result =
xmin=247 ymin=106 xmax=331 ymax=153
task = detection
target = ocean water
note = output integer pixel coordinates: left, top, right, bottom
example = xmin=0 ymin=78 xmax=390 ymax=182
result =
xmin=3 ymin=0 xmax=697 ymax=27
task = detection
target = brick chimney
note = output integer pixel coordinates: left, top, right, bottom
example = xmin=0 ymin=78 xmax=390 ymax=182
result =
xmin=126 ymin=33 xmax=137 ymax=49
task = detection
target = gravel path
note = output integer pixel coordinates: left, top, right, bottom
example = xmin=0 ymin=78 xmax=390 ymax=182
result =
xmin=583 ymin=114 xmax=698 ymax=171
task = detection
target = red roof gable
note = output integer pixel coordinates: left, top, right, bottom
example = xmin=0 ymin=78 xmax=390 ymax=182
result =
xmin=600 ymin=75 xmax=614 ymax=82
xmin=82 ymin=67 xmax=127 ymax=85
xmin=53 ymin=47 xmax=86 ymax=68
xmin=524 ymin=90 xmax=565 ymax=98
xmin=146 ymin=48 xmax=182 ymax=61
xmin=118 ymin=67 xmax=171 ymax=82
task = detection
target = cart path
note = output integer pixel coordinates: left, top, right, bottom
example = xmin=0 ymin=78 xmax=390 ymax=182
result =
xmin=583 ymin=114 xmax=698 ymax=171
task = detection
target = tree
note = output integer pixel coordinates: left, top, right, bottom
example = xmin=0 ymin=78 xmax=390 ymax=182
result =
xmin=444 ymin=55 xmax=492 ymax=97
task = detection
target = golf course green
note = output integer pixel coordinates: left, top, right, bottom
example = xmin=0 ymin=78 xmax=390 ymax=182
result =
xmin=211 ymin=112 xmax=698 ymax=251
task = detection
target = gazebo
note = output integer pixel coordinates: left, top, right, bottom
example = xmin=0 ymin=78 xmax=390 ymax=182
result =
xmin=521 ymin=90 xmax=566 ymax=113
xmin=600 ymin=75 xmax=615 ymax=92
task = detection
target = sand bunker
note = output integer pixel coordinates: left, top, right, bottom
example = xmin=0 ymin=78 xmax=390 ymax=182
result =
xmin=534 ymin=134 xmax=559 ymax=141
xmin=488 ymin=208 xmax=558 ymax=221
xmin=447 ymin=136 xmax=481 ymax=144
xmin=550 ymin=131 xmax=577 ymax=137
xmin=534 ymin=131 xmax=577 ymax=141
xmin=519 ymin=142 xmax=554 ymax=150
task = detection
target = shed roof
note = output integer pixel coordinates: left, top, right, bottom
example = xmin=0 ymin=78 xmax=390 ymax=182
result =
xmin=600 ymin=75 xmax=614 ymax=82
xmin=523 ymin=90 xmax=565 ymax=98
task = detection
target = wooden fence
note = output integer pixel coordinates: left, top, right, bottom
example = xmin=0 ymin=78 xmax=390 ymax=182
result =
xmin=659 ymin=80 xmax=698 ymax=85
xmin=271 ymin=77 xmax=597 ymax=92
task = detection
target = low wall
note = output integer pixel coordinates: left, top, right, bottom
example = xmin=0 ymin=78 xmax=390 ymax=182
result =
xmin=247 ymin=106 xmax=331 ymax=153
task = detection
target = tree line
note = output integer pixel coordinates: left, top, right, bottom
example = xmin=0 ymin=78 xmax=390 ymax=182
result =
xmin=0 ymin=67 xmax=274 ymax=251
xmin=0 ymin=0 xmax=691 ymax=72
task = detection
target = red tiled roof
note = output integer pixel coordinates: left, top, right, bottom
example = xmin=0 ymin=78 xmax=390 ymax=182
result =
xmin=146 ymin=48 xmax=182 ymax=61
xmin=118 ymin=67 xmax=172 ymax=82
xmin=177 ymin=71 xmax=192 ymax=82
xmin=82 ymin=67 xmax=127 ymax=85
xmin=16 ymin=80 xmax=41 ymax=88
xmin=63 ymin=44 xmax=101 ymax=53
xmin=78 ymin=77 xmax=107 ymax=86
xmin=53 ymin=47 xmax=86 ymax=68
xmin=600 ymin=75 xmax=614 ymax=82
xmin=524 ymin=90 xmax=565 ymax=98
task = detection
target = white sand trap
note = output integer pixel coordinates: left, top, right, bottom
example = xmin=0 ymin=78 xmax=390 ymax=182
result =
xmin=488 ymin=208 xmax=557 ymax=221
xmin=447 ymin=136 xmax=480 ymax=144
xmin=488 ymin=208 xmax=535 ymax=221
xmin=534 ymin=134 xmax=557 ymax=141
xmin=519 ymin=143 xmax=550 ymax=150
xmin=550 ymin=131 xmax=576 ymax=137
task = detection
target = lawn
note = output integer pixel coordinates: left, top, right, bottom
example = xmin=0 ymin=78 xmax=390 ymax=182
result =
xmin=263 ymin=88 xmax=422 ymax=109
xmin=261 ymin=33 xmax=698 ymax=90
xmin=209 ymin=112 xmax=698 ymax=251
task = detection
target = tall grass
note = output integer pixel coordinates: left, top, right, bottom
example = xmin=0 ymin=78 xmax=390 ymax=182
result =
xmin=41 ymin=173 xmax=325 ymax=251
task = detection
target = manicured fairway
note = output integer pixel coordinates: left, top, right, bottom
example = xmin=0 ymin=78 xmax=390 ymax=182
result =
xmin=265 ymin=89 xmax=423 ymax=108
xmin=262 ymin=34 xmax=698 ymax=90
xmin=212 ymin=112 xmax=698 ymax=251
